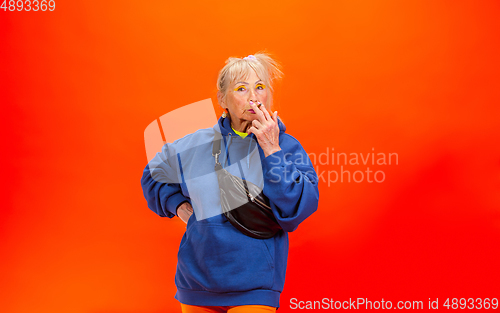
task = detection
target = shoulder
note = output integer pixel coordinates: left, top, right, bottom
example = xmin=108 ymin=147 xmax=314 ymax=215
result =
xmin=277 ymin=133 xmax=315 ymax=166
xmin=156 ymin=127 xmax=215 ymax=160
xmin=170 ymin=127 xmax=215 ymax=148
xmin=279 ymin=133 xmax=306 ymax=152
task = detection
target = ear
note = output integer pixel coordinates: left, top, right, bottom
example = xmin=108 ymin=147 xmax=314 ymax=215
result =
xmin=217 ymin=91 xmax=226 ymax=109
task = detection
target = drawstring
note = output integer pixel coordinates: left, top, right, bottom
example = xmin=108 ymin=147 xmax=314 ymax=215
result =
xmin=246 ymin=136 xmax=254 ymax=169
xmin=223 ymin=132 xmax=256 ymax=169
xmin=223 ymin=134 xmax=232 ymax=167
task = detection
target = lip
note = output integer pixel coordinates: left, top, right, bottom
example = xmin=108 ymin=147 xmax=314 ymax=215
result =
xmin=248 ymin=109 xmax=256 ymax=113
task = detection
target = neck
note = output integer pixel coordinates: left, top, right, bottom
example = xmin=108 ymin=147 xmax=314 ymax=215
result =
xmin=229 ymin=117 xmax=252 ymax=133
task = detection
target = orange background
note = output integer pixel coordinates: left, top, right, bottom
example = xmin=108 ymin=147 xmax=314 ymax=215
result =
xmin=1 ymin=1 xmax=500 ymax=312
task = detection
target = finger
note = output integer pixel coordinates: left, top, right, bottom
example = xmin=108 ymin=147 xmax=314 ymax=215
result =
xmin=247 ymin=126 xmax=260 ymax=135
xmin=272 ymin=111 xmax=278 ymax=123
xmin=178 ymin=207 xmax=191 ymax=223
xmin=259 ymin=103 xmax=272 ymax=121
xmin=252 ymin=119 xmax=263 ymax=129
xmin=250 ymin=102 xmax=266 ymax=121
xmin=180 ymin=202 xmax=193 ymax=215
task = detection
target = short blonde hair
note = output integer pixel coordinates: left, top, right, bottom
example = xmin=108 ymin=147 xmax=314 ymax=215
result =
xmin=216 ymin=51 xmax=284 ymax=108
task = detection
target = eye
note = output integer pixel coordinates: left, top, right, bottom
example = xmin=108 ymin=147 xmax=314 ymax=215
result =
xmin=236 ymin=86 xmax=246 ymax=92
xmin=256 ymin=84 xmax=265 ymax=90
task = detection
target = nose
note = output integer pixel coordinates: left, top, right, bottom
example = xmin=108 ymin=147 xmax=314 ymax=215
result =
xmin=248 ymin=89 xmax=259 ymax=103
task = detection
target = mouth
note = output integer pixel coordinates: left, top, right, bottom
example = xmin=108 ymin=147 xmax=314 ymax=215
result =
xmin=248 ymin=109 xmax=256 ymax=113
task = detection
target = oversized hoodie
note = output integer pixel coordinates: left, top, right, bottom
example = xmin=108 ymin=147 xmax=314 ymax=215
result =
xmin=141 ymin=115 xmax=319 ymax=308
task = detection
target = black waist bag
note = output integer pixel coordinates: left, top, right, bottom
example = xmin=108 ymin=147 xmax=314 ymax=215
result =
xmin=213 ymin=132 xmax=282 ymax=239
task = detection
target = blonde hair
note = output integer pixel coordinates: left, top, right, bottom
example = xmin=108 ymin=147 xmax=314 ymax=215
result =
xmin=216 ymin=51 xmax=284 ymax=109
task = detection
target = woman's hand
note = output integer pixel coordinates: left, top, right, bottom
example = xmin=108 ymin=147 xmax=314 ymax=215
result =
xmin=177 ymin=202 xmax=193 ymax=224
xmin=247 ymin=101 xmax=281 ymax=157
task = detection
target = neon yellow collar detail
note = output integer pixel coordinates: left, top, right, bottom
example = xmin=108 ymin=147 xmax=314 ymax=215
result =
xmin=231 ymin=126 xmax=249 ymax=138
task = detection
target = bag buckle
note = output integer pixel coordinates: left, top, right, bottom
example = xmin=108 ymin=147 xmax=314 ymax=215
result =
xmin=213 ymin=149 xmax=221 ymax=165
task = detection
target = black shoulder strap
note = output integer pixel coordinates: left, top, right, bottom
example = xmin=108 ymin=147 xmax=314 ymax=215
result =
xmin=212 ymin=131 xmax=246 ymax=182
xmin=212 ymin=131 xmax=222 ymax=154
xmin=212 ymin=131 xmax=222 ymax=168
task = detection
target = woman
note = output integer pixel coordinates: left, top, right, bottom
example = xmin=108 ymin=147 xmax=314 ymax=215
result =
xmin=141 ymin=52 xmax=319 ymax=312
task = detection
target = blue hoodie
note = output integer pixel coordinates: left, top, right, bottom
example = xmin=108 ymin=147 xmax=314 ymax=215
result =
xmin=141 ymin=116 xmax=319 ymax=308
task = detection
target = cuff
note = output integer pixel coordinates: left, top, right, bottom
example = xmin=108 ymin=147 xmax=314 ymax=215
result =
xmin=165 ymin=193 xmax=190 ymax=217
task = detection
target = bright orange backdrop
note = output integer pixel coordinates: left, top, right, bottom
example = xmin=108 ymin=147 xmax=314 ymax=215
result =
xmin=1 ymin=1 xmax=500 ymax=312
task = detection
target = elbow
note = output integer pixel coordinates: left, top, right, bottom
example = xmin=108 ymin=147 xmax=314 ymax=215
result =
xmin=275 ymin=201 xmax=319 ymax=233
xmin=280 ymin=222 xmax=299 ymax=233
xmin=140 ymin=167 xmax=166 ymax=217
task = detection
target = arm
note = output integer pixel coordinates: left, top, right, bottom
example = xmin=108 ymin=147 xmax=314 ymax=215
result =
xmin=246 ymin=104 xmax=319 ymax=231
xmin=261 ymin=138 xmax=319 ymax=232
xmin=140 ymin=142 xmax=191 ymax=219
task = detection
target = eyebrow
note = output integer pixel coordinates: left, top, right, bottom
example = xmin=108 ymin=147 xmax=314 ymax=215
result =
xmin=235 ymin=80 xmax=263 ymax=85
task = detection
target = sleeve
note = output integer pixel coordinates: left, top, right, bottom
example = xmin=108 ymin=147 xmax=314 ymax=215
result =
xmin=261 ymin=137 xmax=319 ymax=232
xmin=140 ymin=142 xmax=191 ymax=218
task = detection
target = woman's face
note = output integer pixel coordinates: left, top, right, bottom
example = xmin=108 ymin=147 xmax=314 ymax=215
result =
xmin=223 ymin=69 xmax=269 ymax=124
